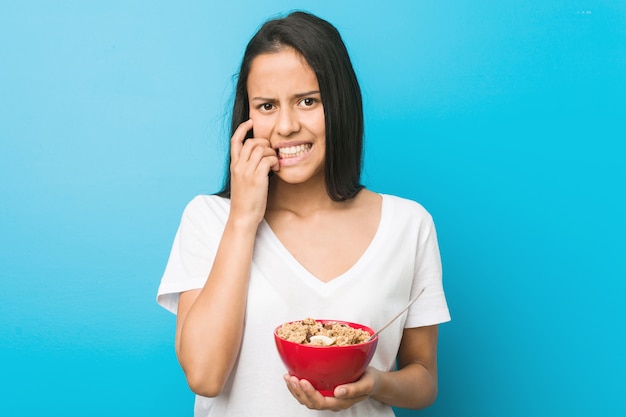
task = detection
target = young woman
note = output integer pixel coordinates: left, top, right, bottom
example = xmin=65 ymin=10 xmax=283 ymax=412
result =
xmin=157 ymin=11 xmax=450 ymax=416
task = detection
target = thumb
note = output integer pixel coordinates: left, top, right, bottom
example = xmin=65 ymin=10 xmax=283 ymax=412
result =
xmin=334 ymin=386 xmax=349 ymax=398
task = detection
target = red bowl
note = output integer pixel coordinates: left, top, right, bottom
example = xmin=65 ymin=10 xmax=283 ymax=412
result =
xmin=274 ymin=320 xmax=378 ymax=396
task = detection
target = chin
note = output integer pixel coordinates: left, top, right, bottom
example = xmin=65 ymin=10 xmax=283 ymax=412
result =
xmin=274 ymin=170 xmax=323 ymax=186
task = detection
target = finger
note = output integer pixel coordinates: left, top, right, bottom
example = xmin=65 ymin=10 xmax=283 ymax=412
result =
xmin=256 ymin=156 xmax=279 ymax=177
xmin=230 ymin=119 xmax=254 ymax=163
xmin=284 ymin=374 xmax=298 ymax=393
xmin=333 ymin=385 xmax=368 ymax=401
xmin=297 ymin=379 xmax=327 ymax=408
xmin=333 ymin=372 xmax=374 ymax=399
xmin=242 ymin=145 xmax=277 ymax=176
xmin=333 ymin=382 xmax=362 ymax=399
xmin=237 ymin=138 xmax=272 ymax=163
xmin=269 ymin=152 xmax=280 ymax=172
xmin=284 ymin=375 xmax=307 ymax=405
xmin=240 ymin=142 xmax=279 ymax=177
xmin=286 ymin=376 xmax=322 ymax=408
xmin=298 ymin=378 xmax=318 ymax=395
xmin=334 ymin=386 xmax=348 ymax=398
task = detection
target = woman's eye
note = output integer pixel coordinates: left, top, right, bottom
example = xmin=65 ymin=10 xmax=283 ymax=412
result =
xmin=301 ymin=98 xmax=317 ymax=107
xmin=261 ymin=103 xmax=274 ymax=111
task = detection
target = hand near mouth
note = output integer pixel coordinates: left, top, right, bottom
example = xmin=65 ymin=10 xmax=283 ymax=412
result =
xmin=228 ymin=119 xmax=279 ymax=227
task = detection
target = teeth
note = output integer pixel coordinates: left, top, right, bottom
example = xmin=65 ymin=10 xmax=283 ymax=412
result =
xmin=278 ymin=144 xmax=311 ymax=158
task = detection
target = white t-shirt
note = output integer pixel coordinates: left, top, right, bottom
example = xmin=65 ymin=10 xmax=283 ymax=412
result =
xmin=157 ymin=193 xmax=450 ymax=417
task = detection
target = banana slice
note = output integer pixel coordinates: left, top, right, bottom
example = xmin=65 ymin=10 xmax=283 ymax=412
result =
xmin=309 ymin=335 xmax=336 ymax=346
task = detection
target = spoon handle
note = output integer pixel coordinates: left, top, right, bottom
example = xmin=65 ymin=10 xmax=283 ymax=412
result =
xmin=368 ymin=288 xmax=426 ymax=341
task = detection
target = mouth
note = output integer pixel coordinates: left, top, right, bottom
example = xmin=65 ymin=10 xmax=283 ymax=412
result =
xmin=277 ymin=143 xmax=312 ymax=159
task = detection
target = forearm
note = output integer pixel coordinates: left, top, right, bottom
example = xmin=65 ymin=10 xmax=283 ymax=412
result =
xmin=177 ymin=218 xmax=257 ymax=396
xmin=371 ymin=362 xmax=438 ymax=409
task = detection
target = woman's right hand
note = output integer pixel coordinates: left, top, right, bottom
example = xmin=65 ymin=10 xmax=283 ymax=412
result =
xmin=176 ymin=120 xmax=279 ymax=397
xmin=228 ymin=119 xmax=279 ymax=227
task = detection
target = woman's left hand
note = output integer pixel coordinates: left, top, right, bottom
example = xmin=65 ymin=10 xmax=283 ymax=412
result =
xmin=283 ymin=367 xmax=380 ymax=411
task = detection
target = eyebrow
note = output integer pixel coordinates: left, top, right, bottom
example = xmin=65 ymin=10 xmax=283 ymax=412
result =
xmin=250 ymin=90 xmax=321 ymax=102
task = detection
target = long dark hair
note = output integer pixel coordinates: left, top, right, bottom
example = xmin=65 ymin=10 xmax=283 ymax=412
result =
xmin=218 ymin=11 xmax=364 ymax=201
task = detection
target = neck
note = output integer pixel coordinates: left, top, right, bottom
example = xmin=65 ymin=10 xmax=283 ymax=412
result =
xmin=267 ymin=176 xmax=338 ymax=215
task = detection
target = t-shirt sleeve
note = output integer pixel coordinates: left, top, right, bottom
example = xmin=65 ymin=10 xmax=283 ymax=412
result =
xmin=156 ymin=196 xmax=222 ymax=314
xmin=404 ymin=208 xmax=451 ymax=328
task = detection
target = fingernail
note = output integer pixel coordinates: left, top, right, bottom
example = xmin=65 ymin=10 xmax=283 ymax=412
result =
xmin=336 ymin=388 xmax=347 ymax=397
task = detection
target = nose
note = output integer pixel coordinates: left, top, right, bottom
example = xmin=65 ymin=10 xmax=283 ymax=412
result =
xmin=275 ymin=107 xmax=300 ymax=137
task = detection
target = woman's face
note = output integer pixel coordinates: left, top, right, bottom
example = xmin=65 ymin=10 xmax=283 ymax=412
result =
xmin=247 ymin=48 xmax=326 ymax=185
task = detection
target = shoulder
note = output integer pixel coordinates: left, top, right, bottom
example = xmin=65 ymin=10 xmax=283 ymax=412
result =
xmin=185 ymin=194 xmax=230 ymax=210
xmin=381 ymin=194 xmax=433 ymax=221
xmin=378 ymin=194 xmax=438 ymax=240
xmin=181 ymin=194 xmax=231 ymax=224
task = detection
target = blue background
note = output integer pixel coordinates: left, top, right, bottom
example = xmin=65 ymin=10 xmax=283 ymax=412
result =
xmin=1 ymin=1 xmax=625 ymax=415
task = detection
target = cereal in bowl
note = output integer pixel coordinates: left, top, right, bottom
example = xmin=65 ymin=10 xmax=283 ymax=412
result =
xmin=277 ymin=318 xmax=371 ymax=346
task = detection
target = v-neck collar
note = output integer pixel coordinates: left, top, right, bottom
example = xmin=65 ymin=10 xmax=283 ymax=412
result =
xmin=256 ymin=194 xmax=389 ymax=293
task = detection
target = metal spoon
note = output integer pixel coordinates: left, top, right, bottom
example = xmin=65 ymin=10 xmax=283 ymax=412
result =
xmin=367 ymin=288 xmax=426 ymax=342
